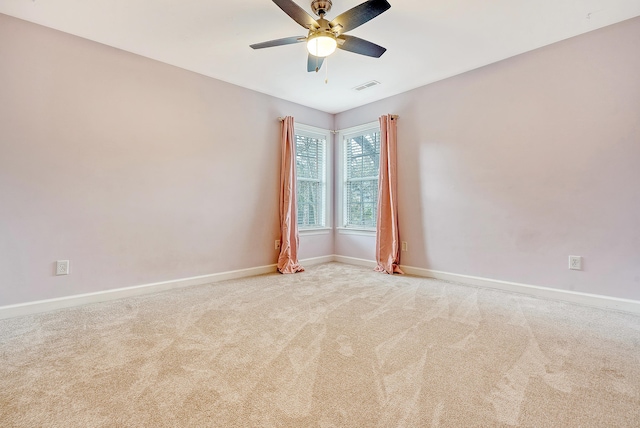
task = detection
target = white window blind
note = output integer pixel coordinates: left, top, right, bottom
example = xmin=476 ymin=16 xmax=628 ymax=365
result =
xmin=343 ymin=127 xmax=381 ymax=229
xmin=295 ymin=125 xmax=329 ymax=229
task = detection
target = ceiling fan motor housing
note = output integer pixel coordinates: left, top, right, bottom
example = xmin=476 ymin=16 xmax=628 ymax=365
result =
xmin=311 ymin=0 xmax=332 ymax=16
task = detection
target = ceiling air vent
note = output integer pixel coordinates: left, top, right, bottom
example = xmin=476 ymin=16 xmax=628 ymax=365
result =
xmin=353 ymin=80 xmax=381 ymax=91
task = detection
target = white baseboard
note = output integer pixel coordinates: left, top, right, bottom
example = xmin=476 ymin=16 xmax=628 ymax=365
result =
xmin=315 ymin=256 xmax=640 ymax=314
xmin=299 ymin=255 xmax=335 ymax=266
xmin=333 ymin=255 xmax=378 ymax=269
xmin=0 ymin=263 xmax=278 ymax=320
xmin=3 ymin=255 xmax=638 ymax=319
xmin=401 ymin=265 xmax=640 ymax=315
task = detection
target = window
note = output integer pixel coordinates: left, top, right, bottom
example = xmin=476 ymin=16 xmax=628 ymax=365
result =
xmin=339 ymin=122 xmax=381 ymax=230
xmin=295 ymin=124 xmax=331 ymax=230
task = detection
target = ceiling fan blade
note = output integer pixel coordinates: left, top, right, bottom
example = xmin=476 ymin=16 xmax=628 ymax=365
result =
xmin=338 ymin=35 xmax=386 ymax=58
xmin=329 ymin=0 xmax=391 ymax=34
xmin=250 ymin=36 xmax=306 ymax=49
xmin=272 ymin=0 xmax=319 ymax=29
xmin=307 ymin=54 xmax=325 ymax=72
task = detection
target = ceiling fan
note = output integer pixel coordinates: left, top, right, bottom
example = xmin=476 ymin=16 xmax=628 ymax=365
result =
xmin=250 ymin=0 xmax=391 ymax=72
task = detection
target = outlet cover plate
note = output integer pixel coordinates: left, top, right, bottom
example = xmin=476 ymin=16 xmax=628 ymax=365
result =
xmin=56 ymin=260 xmax=70 ymax=275
xmin=569 ymin=255 xmax=582 ymax=270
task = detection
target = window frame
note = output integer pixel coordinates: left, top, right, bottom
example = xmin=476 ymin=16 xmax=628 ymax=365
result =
xmin=336 ymin=120 xmax=381 ymax=234
xmin=294 ymin=123 xmax=332 ymax=234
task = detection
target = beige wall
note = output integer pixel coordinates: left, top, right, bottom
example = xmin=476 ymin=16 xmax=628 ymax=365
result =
xmin=335 ymin=17 xmax=640 ymax=300
xmin=0 ymin=14 xmax=333 ymax=306
xmin=2 ymin=13 xmax=639 ymax=306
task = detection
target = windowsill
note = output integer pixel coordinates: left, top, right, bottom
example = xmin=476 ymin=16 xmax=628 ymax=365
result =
xmin=336 ymin=227 xmax=376 ymax=236
xmin=299 ymin=227 xmax=332 ymax=236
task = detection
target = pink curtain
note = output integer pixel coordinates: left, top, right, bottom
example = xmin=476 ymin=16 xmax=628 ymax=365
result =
xmin=375 ymin=115 xmax=404 ymax=274
xmin=277 ymin=116 xmax=304 ymax=274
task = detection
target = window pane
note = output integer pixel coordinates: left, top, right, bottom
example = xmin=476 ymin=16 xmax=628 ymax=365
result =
xmin=297 ymin=180 xmax=322 ymax=228
xmin=344 ymin=129 xmax=380 ymax=228
xmin=346 ymin=179 xmax=378 ymax=227
xmin=295 ymin=130 xmax=327 ymax=229
xmin=346 ymin=132 xmax=380 ymax=180
xmin=296 ymin=134 xmax=322 ymax=180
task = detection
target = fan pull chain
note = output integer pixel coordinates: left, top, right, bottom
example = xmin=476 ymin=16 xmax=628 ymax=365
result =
xmin=325 ymin=57 xmax=329 ymax=84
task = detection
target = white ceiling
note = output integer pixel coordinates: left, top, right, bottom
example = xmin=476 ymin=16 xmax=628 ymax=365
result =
xmin=2 ymin=0 xmax=640 ymax=113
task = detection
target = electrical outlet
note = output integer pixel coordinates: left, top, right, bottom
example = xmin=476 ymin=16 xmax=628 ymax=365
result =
xmin=56 ymin=260 xmax=70 ymax=275
xmin=402 ymin=241 xmax=408 ymax=252
xmin=275 ymin=240 xmax=280 ymax=251
xmin=569 ymin=255 xmax=582 ymax=270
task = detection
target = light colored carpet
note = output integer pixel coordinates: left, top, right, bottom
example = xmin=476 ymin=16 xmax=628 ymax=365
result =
xmin=1 ymin=262 xmax=639 ymax=427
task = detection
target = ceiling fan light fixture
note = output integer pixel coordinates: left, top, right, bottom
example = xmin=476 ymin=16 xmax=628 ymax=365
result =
xmin=307 ymin=33 xmax=337 ymax=57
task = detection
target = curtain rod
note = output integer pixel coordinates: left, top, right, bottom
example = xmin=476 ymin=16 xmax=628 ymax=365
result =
xmin=278 ymin=114 xmax=400 ymax=134
xmin=278 ymin=115 xmax=399 ymax=123
xmin=278 ymin=115 xmax=398 ymax=134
